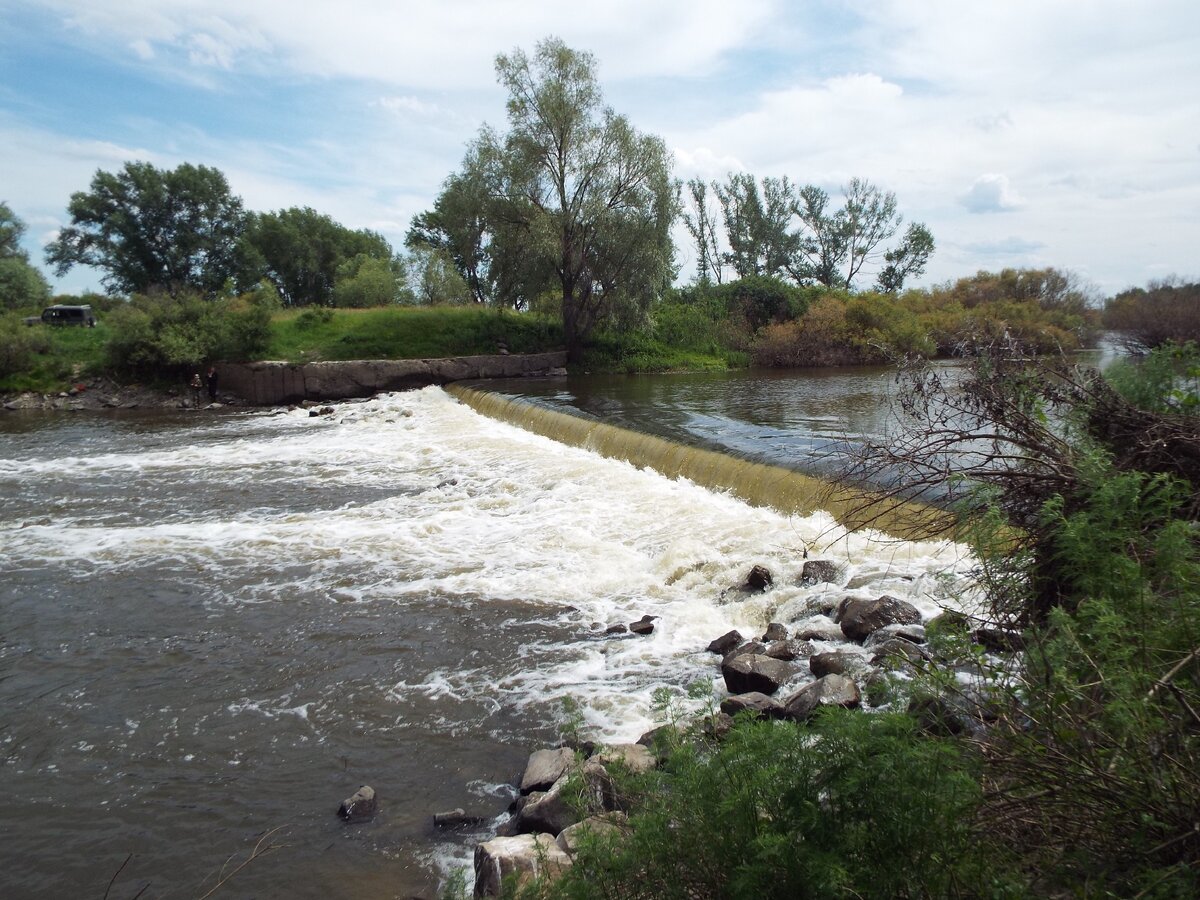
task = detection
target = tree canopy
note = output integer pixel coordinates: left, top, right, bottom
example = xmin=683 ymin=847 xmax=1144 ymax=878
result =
xmin=45 ymin=161 xmax=246 ymax=297
xmin=0 ymin=202 xmax=51 ymax=311
xmin=683 ymin=173 xmax=934 ymax=293
xmin=241 ymin=206 xmax=396 ymax=307
xmin=410 ymin=37 xmax=678 ymax=359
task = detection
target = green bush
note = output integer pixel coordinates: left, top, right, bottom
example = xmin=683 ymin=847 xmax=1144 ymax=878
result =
xmin=550 ymin=710 xmax=1013 ymax=899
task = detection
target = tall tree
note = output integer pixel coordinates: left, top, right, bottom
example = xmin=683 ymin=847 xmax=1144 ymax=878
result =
xmin=681 ymin=178 xmax=723 ymax=285
xmin=241 ymin=207 xmax=394 ymax=307
xmin=413 ymin=38 xmax=678 ymax=359
xmin=45 ymin=161 xmax=246 ymax=297
xmin=0 ymin=202 xmax=51 ymax=310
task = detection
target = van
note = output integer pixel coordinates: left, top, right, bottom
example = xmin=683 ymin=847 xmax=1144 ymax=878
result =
xmin=40 ymin=305 xmax=97 ymax=327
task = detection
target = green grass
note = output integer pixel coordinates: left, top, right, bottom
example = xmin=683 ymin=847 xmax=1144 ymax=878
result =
xmin=0 ymin=323 xmax=111 ymax=393
xmin=579 ymin=330 xmax=745 ymax=374
xmin=265 ymin=305 xmax=564 ymax=362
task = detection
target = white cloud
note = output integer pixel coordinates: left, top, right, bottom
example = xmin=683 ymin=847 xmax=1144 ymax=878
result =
xmin=960 ymin=174 xmax=1025 ymax=214
xmin=129 ymin=38 xmax=154 ymax=60
xmin=376 ymin=95 xmax=442 ymax=118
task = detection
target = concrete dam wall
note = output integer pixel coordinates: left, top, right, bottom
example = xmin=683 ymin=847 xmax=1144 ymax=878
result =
xmin=216 ymin=352 xmax=568 ymax=406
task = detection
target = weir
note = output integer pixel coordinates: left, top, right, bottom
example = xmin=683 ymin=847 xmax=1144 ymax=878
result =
xmin=447 ymin=384 xmax=951 ymax=542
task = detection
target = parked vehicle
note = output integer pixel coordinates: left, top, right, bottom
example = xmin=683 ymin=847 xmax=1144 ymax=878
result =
xmin=37 ymin=305 xmax=97 ymax=327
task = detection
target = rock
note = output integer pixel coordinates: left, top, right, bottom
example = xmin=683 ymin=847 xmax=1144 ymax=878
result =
xmin=973 ymin=627 xmax=1026 ymax=652
xmin=909 ymin=696 xmax=970 ymax=737
xmin=636 ymin=722 xmax=684 ymax=752
xmin=764 ymin=639 xmax=813 ymax=662
xmin=781 ymin=674 xmax=862 ymax=721
xmin=760 ymin=622 xmax=788 ymax=642
xmin=721 ymin=640 xmax=766 ymax=664
xmin=870 ymin=639 xmax=932 ymax=668
xmin=337 ymin=785 xmax=378 ymax=822
xmin=433 ymin=808 xmax=486 ymax=829
xmin=720 ymin=691 xmax=784 ymax=718
xmin=706 ymin=629 xmax=744 ymax=654
xmin=474 ymin=833 xmax=572 ymax=897
xmin=513 ymin=775 xmax=580 ymax=836
xmin=801 ymin=560 xmax=842 ymax=585
xmin=520 ymin=747 xmax=576 ymax=795
xmin=721 ymin=653 xmax=798 ymax=696
xmin=547 ymin=367 xmax=569 ymax=377
xmin=628 ymin=615 xmax=658 ymax=635
xmin=605 ymin=623 xmax=628 ymax=635
xmin=837 ymin=595 xmax=922 ymax=642
xmin=594 ymin=743 xmax=656 ymax=775
xmin=556 ymin=812 xmax=627 ymax=855
xmin=792 ymin=620 xmax=845 ymax=643
xmin=809 ymin=651 xmax=861 ymax=678
xmin=702 ymin=711 xmax=735 ymax=741
xmin=864 ymin=624 xmax=927 ymax=648
xmin=744 ymin=565 xmax=773 ymax=592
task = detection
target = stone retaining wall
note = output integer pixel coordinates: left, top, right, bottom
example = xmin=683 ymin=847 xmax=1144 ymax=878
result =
xmin=215 ymin=352 xmax=568 ymax=406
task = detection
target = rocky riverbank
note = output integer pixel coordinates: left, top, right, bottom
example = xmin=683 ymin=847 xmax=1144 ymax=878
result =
xmin=436 ymin=559 xmax=1013 ymax=897
xmin=1 ymin=376 xmax=250 ymax=412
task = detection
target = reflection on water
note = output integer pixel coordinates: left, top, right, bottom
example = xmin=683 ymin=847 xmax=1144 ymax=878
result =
xmin=472 ymin=366 xmax=908 ymax=475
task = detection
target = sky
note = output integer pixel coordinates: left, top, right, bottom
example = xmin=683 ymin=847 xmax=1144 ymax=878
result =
xmin=1 ymin=0 xmax=1197 ymax=298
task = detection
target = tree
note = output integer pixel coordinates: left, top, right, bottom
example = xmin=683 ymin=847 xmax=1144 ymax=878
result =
xmin=45 ymin=161 xmax=246 ymax=297
xmin=413 ymin=38 xmax=678 ymax=360
xmin=681 ymin=178 xmax=723 ymax=285
xmin=407 ymin=246 xmax=472 ymax=305
xmin=241 ymin=207 xmax=394 ymax=307
xmin=333 ymin=253 xmax=409 ymax=307
xmin=0 ymin=202 xmax=51 ymax=311
xmin=1105 ymin=278 xmax=1200 ymax=351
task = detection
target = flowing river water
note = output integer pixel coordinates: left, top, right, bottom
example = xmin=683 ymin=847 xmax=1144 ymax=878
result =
xmin=0 ymin=371 xmax=983 ymax=898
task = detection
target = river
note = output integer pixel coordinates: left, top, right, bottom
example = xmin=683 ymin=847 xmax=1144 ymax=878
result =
xmin=0 ymin=372 xmax=980 ymax=898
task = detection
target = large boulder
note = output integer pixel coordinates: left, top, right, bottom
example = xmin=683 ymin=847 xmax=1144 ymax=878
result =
xmin=809 ymin=651 xmax=861 ymax=678
xmin=629 ymin=615 xmax=658 ymax=635
xmin=594 ymin=743 xmax=656 ymax=776
xmin=837 ymin=595 xmax=922 ymax=642
xmin=720 ymin=691 xmax=784 ymax=718
xmin=764 ymin=639 xmax=813 ymax=662
xmin=760 ymin=622 xmax=789 ymax=642
xmin=782 ymin=674 xmax=862 ymax=721
xmin=556 ymin=812 xmax=628 ymax=855
xmin=721 ymin=654 xmax=798 ymax=696
xmin=512 ymin=775 xmax=580 ymax=836
xmin=473 ymin=833 xmax=571 ymax=897
xmin=792 ymin=620 xmax=845 ymax=643
xmin=519 ymin=748 xmax=575 ymax=795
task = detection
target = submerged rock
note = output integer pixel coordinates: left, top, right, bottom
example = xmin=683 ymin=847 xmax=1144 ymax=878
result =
xmin=744 ymin=565 xmax=773 ymax=592
xmin=338 ymin=785 xmax=378 ymax=822
xmin=433 ymin=808 xmax=486 ymax=829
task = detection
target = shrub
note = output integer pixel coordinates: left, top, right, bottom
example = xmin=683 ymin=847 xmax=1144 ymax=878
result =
xmin=1105 ymin=279 xmax=1200 ymax=351
xmin=550 ymin=710 xmax=1011 ymax=899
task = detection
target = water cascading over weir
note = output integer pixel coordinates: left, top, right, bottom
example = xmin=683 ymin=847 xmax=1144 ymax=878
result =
xmin=446 ymin=384 xmax=950 ymax=542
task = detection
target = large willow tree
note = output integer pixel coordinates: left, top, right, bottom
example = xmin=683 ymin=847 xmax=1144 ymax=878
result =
xmin=410 ymin=38 xmax=678 ymax=360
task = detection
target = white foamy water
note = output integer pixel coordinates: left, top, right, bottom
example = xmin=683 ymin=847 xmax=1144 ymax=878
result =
xmin=0 ymin=387 xmax=977 ymax=897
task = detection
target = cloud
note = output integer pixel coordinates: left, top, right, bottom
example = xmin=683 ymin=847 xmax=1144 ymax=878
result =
xmin=960 ymin=174 xmax=1025 ymax=213
xmin=376 ymin=95 xmax=442 ymax=118
xmin=964 ymin=237 xmax=1046 ymax=256
xmin=32 ymin=0 xmax=780 ymax=88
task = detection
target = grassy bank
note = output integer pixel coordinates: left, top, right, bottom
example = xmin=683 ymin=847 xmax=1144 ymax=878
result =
xmin=0 ymin=318 xmax=111 ymax=393
xmin=265 ymin=305 xmax=564 ymax=362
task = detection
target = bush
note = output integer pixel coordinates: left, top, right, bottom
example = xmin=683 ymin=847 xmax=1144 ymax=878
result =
xmin=105 ymin=287 xmax=275 ymax=375
xmin=550 ymin=710 xmax=1011 ymax=899
xmin=1105 ymin=279 xmax=1200 ymax=351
